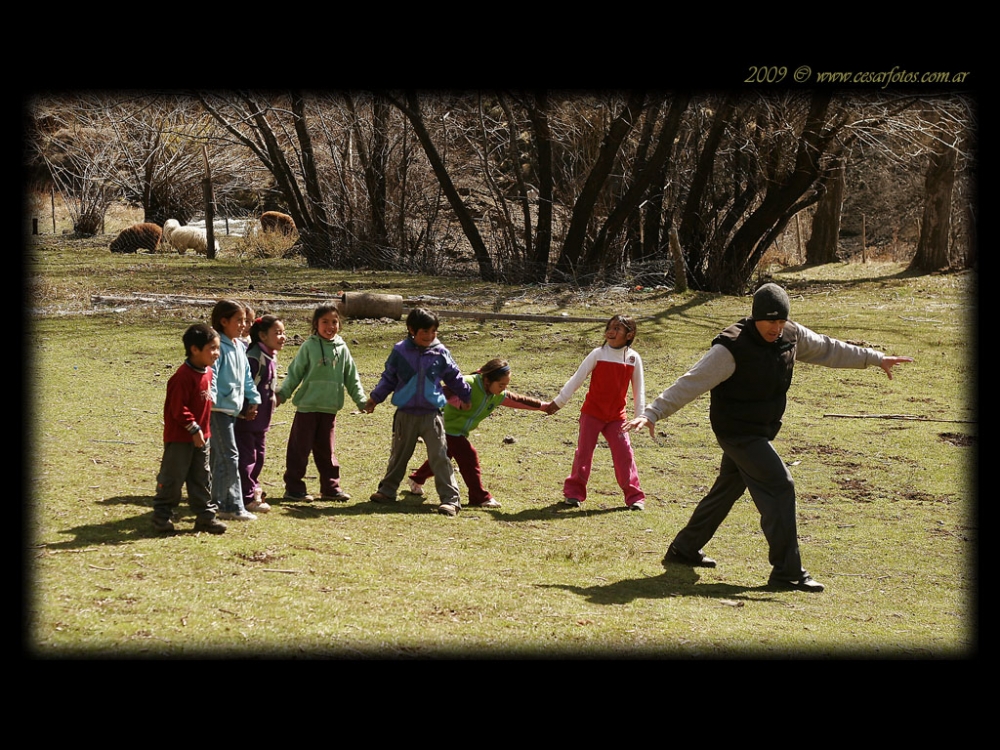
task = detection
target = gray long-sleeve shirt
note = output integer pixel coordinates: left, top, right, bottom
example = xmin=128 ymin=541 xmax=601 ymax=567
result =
xmin=642 ymin=321 xmax=885 ymax=424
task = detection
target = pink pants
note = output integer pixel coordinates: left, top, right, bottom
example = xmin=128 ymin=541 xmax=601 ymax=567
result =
xmin=563 ymin=412 xmax=644 ymax=506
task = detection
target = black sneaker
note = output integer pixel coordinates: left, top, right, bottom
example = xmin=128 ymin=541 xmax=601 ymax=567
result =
xmin=321 ymin=490 xmax=351 ymax=502
xmin=663 ymin=543 xmax=717 ymax=568
xmin=193 ymin=518 xmax=227 ymax=535
xmin=768 ymin=574 xmax=824 ymax=593
xmin=561 ymin=498 xmax=583 ymax=508
xmin=152 ymin=515 xmax=175 ymax=533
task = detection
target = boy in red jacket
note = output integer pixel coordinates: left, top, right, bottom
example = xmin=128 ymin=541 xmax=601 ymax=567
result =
xmin=152 ymin=324 xmax=227 ymax=534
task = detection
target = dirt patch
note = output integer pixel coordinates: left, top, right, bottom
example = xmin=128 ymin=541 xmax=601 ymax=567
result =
xmin=938 ymin=432 xmax=974 ymax=447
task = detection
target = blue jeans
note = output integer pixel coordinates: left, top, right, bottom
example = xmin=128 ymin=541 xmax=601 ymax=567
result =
xmin=211 ymin=412 xmax=245 ymax=514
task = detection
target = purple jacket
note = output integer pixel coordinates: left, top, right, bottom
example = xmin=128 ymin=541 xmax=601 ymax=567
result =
xmin=369 ymin=337 xmax=471 ymax=414
xmin=236 ymin=342 xmax=277 ymax=433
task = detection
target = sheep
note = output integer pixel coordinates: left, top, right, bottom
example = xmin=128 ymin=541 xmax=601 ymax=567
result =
xmin=260 ymin=211 xmax=296 ymax=236
xmin=109 ymin=222 xmax=162 ymax=254
xmin=162 ymin=218 xmax=220 ymax=256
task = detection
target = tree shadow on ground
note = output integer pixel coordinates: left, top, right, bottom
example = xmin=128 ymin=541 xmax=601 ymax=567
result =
xmin=539 ymin=568 xmax=783 ymax=606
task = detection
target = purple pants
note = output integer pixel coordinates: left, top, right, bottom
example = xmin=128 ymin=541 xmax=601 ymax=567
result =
xmin=236 ymin=428 xmax=267 ymax=503
xmin=563 ymin=412 xmax=645 ymax=507
xmin=410 ymin=434 xmax=492 ymax=506
xmin=283 ymin=411 xmax=342 ymax=496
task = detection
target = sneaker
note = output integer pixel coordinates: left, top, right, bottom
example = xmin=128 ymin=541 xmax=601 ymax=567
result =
xmin=193 ymin=518 xmax=227 ymax=535
xmin=407 ymin=479 xmax=425 ymax=496
xmin=663 ymin=543 xmax=717 ymax=568
xmin=152 ymin=515 xmax=175 ymax=533
xmin=628 ymin=500 xmax=645 ymax=511
xmin=768 ymin=574 xmax=825 ymax=593
xmin=437 ymin=502 xmax=460 ymax=517
xmin=321 ymin=490 xmax=351 ymax=502
xmin=369 ymin=491 xmax=396 ymax=504
xmin=245 ymin=499 xmax=271 ymax=513
xmin=469 ymin=497 xmax=501 ymax=508
xmin=283 ymin=491 xmax=314 ymax=502
xmin=218 ymin=510 xmax=257 ymax=521
xmin=561 ymin=498 xmax=582 ymax=508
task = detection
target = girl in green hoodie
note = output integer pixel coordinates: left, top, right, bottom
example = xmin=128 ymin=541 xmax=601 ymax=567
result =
xmin=407 ymin=359 xmax=550 ymax=508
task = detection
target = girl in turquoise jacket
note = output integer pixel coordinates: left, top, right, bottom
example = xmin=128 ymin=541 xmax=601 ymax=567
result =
xmin=407 ymin=359 xmax=550 ymax=508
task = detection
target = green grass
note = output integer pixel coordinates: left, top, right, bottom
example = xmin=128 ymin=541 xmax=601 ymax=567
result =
xmin=26 ymin=235 xmax=976 ymax=658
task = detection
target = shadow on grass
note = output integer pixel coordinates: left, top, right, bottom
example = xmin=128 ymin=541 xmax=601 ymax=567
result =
xmin=46 ymin=495 xmax=171 ymax=549
xmin=270 ymin=493 xmax=451 ymax=518
xmin=487 ymin=501 xmax=635 ymax=522
xmin=540 ymin=569 xmax=782 ymax=605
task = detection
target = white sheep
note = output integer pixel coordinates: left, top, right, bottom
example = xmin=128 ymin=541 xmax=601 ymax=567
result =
xmin=163 ymin=218 xmax=220 ymax=256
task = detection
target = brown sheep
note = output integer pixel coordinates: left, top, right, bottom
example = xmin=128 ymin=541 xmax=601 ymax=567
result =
xmin=260 ymin=211 xmax=296 ymax=236
xmin=109 ymin=223 xmax=163 ymax=254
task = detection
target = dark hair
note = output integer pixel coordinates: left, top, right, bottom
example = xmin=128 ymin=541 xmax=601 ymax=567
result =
xmin=211 ymin=299 xmax=244 ymax=332
xmin=606 ymin=314 xmax=637 ymax=346
xmin=406 ymin=307 xmax=438 ymax=333
xmin=249 ymin=314 xmax=282 ymax=345
xmin=311 ymin=302 xmax=341 ymax=335
xmin=478 ymin=358 xmax=511 ymax=383
xmin=183 ymin=323 xmax=219 ymax=356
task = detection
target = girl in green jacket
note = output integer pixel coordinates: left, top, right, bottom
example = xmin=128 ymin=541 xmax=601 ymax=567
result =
xmin=276 ymin=303 xmax=367 ymax=502
xmin=407 ymin=359 xmax=550 ymax=508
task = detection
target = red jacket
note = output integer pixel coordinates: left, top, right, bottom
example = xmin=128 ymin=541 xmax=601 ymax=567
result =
xmin=163 ymin=361 xmax=214 ymax=443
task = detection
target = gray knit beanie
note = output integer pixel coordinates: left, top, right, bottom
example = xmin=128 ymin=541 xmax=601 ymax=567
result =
xmin=752 ymin=283 xmax=790 ymax=320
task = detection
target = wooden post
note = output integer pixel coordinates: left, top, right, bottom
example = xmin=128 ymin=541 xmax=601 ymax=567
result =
xmin=861 ymin=213 xmax=867 ymax=263
xmin=50 ymin=187 xmax=56 ymax=234
xmin=668 ymin=226 xmax=687 ymax=293
xmin=202 ymin=145 xmax=216 ymax=260
xmin=32 ymin=218 xmax=38 ymax=235
xmin=795 ymin=213 xmax=802 ymax=264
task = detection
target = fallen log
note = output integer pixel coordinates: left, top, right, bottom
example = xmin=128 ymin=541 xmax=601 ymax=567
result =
xmin=91 ymin=292 xmax=610 ymax=323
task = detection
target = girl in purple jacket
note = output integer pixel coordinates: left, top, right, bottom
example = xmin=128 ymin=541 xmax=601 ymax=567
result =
xmin=235 ymin=314 xmax=286 ymax=513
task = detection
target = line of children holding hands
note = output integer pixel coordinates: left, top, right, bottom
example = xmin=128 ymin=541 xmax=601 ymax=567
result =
xmin=154 ymin=301 xmax=647 ymax=532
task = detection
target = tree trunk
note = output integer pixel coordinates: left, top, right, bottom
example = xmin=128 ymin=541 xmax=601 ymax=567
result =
xmin=909 ymin=140 xmax=956 ymax=272
xmin=805 ymin=154 xmax=845 ymax=264
xmin=395 ymin=92 xmax=496 ymax=282
xmin=553 ymin=91 xmax=646 ymax=280
xmin=527 ymin=92 xmax=554 ymax=279
xmin=583 ymin=93 xmax=690 ymax=275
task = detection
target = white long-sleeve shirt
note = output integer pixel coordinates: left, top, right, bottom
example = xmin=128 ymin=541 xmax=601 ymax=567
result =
xmin=643 ymin=321 xmax=884 ymax=423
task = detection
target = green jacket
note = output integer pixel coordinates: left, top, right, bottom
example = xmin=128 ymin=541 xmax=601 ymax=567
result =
xmin=444 ymin=374 xmax=543 ymax=437
xmin=277 ymin=334 xmax=367 ymax=414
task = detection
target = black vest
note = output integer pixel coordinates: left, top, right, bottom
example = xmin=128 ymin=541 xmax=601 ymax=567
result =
xmin=709 ymin=317 xmax=797 ymax=439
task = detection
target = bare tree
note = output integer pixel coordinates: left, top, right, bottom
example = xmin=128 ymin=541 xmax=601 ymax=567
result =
xmin=28 ymin=96 xmax=118 ymax=234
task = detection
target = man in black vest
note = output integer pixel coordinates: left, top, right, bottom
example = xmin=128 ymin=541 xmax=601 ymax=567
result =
xmin=624 ymin=283 xmax=913 ymax=592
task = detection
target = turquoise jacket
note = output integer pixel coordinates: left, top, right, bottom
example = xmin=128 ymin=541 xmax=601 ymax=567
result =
xmin=211 ymin=333 xmax=261 ymax=417
xmin=277 ymin=334 xmax=367 ymax=414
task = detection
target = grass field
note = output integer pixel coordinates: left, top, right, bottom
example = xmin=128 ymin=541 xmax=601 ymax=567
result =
xmin=25 ymin=229 xmax=976 ymax=658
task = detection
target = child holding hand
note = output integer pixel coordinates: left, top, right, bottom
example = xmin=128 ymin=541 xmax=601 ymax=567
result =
xmin=364 ymin=308 xmax=472 ymax=517
xmin=547 ymin=314 xmax=647 ymax=510
xmin=210 ymin=299 xmax=262 ymax=521
xmin=152 ymin=323 xmax=226 ymax=535
xmin=408 ymin=358 xmax=549 ymax=508
xmin=277 ymin=303 xmax=367 ymax=502
xmin=235 ymin=314 xmax=286 ymax=513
